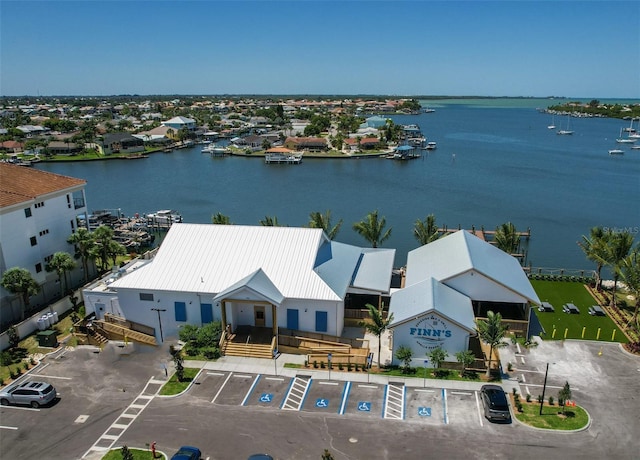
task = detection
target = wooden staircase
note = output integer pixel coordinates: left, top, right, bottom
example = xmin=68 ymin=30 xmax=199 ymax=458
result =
xmin=222 ymin=336 xmax=275 ymax=359
xmin=87 ymin=328 xmax=109 ymax=346
xmin=94 ymin=320 xmax=157 ymax=346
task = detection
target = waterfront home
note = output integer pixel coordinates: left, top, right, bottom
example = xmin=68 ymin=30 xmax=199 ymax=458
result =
xmin=0 ymin=164 xmax=89 ymax=326
xmin=45 ymin=141 xmax=83 ymax=156
xmin=0 ymin=140 xmax=25 ymax=153
xmin=343 ymin=137 xmax=380 ymax=152
xmin=83 ymin=224 xmax=395 ymax=345
xmin=102 ymin=133 xmax=145 ymax=155
xmin=387 ymin=230 xmax=540 ymax=367
xmin=283 ymin=137 xmax=328 ymax=152
xmin=361 ymin=116 xmax=388 ymax=129
xmin=161 ymin=116 xmax=197 ymax=132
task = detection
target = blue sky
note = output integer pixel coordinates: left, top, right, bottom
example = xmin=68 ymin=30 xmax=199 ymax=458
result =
xmin=1 ymin=1 xmax=639 ymax=98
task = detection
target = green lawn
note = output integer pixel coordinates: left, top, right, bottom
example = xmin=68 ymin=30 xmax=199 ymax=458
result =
xmin=531 ymin=280 xmax=627 ymax=343
xmin=102 ymin=447 xmax=161 ymax=459
xmin=159 ymin=367 xmax=199 ymax=396
xmin=514 ymin=400 xmax=589 ymax=430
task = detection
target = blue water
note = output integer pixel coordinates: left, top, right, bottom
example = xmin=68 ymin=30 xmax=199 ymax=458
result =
xmin=36 ymin=99 xmax=640 ymax=271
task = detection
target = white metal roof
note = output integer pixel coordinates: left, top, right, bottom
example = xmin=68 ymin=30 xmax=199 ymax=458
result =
xmin=405 ymin=230 xmax=540 ymax=304
xmin=388 ymin=277 xmax=476 ymax=332
xmin=110 ymin=224 xmax=390 ymax=302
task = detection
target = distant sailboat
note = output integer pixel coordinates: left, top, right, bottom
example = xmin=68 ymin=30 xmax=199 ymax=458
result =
xmin=557 ymin=115 xmax=574 ymax=135
xmin=616 ymin=127 xmax=637 ymax=144
xmin=547 ymin=115 xmax=556 ymax=129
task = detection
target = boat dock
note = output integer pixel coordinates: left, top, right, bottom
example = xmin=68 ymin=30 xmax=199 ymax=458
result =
xmin=265 ymin=153 xmax=303 ymax=164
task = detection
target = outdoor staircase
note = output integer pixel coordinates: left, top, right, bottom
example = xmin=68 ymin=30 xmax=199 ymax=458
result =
xmin=94 ymin=320 xmax=157 ymax=346
xmin=222 ymin=341 xmax=274 ymax=359
xmin=87 ymin=327 xmax=109 ymax=346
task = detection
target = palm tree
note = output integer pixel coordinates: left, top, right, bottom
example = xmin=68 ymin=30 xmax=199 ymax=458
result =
xmin=308 ymin=210 xmax=343 ymax=240
xmin=577 ymin=227 xmax=610 ymax=290
xmin=212 ymin=213 xmax=232 ymax=225
xmin=68 ymin=227 xmax=95 ymax=282
xmin=0 ymin=267 xmax=40 ymax=320
xmin=413 ymin=214 xmax=440 ymax=245
xmin=352 ymin=210 xmax=392 ymax=248
xmin=359 ymin=303 xmax=393 ymax=368
xmin=45 ymin=252 xmax=76 ymax=298
xmin=476 ymin=311 xmax=509 ymax=378
xmin=259 ymin=215 xmax=284 ymax=227
xmin=91 ymin=225 xmax=117 ymax=271
xmin=616 ymin=245 xmax=640 ymax=330
xmin=605 ymin=230 xmax=635 ymax=308
xmin=493 ymin=222 xmax=519 ymax=254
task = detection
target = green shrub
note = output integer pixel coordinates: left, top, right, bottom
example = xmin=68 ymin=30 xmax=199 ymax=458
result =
xmin=338 ymin=363 xmax=343 ymax=370
xmin=313 ymin=360 xmax=318 ymax=368
xmin=22 ymin=361 xmax=29 ymax=371
xmin=0 ymin=351 xmax=13 ymax=366
xmin=347 ymin=363 xmax=352 ymax=371
xmin=526 ymin=393 xmax=532 ymax=402
xmin=548 ymin=396 xmax=554 ymax=405
xmin=516 ymin=402 xmax=524 ymax=412
xmin=537 ymin=394 xmax=543 ymax=403
xmin=201 ymin=347 xmax=220 ymax=359
xmin=185 ymin=347 xmax=199 ymax=356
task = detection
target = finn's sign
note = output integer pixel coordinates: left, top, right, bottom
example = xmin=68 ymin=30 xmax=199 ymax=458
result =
xmin=410 ymin=314 xmax=452 ymax=350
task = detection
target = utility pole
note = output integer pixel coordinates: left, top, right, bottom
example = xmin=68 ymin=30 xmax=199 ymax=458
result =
xmin=151 ymin=308 xmax=167 ymax=343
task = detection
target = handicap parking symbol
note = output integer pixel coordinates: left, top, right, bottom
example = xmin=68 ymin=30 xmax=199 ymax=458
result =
xmin=259 ymin=393 xmax=273 ymax=403
xmin=418 ymin=407 xmax=432 ymax=417
xmin=315 ymin=398 xmax=329 ymax=408
xmin=358 ymin=401 xmax=371 ymax=412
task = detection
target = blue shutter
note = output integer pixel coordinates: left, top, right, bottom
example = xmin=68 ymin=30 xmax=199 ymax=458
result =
xmin=287 ymin=309 xmax=299 ymax=330
xmin=175 ymin=302 xmax=187 ymax=322
xmin=315 ymin=311 xmax=328 ymax=333
xmin=201 ymin=303 xmax=213 ymax=324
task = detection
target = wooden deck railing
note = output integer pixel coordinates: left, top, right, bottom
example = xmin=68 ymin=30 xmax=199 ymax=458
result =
xmin=95 ymin=320 xmax=157 ymax=346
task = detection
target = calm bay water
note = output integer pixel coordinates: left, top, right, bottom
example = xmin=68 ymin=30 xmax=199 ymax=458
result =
xmin=36 ymin=99 xmax=640 ymax=271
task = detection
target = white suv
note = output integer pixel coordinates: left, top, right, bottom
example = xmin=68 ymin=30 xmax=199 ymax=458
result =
xmin=0 ymin=381 xmax=57 ymax=408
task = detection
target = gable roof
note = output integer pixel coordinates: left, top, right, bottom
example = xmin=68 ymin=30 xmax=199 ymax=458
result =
xmin=389 ymin=277 xmax=476 ymax=332
xmin=0 ymin=163 xmax=86 ymax=208
xmin=405 ymin=230 xmax=539 ymax=304
xmin=213 ymin=268 xmax=284 ymax=305
xmin=163 ymin=116 xmax=195 ymax=125
xmin=111 ymin=224 xmax=345 ymax=301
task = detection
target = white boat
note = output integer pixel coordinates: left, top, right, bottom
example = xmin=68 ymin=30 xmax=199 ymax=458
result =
xmin=423 ymin=107 xmax=436 ymax=113
xmin=556 ymin=115 xmax=574 ymax=135
xmin=616 ymin=127 xmax=637 ymax=144
xmin=425 ymin=141 xmax=437 ymax=150
xmin=608 ymin=149 xmax=624 ymax=155
xmin=146 ymin=209 xmax=182 ymax=224
xmin=265 ymin=152 xmax=303 ymax=164
xmin=547 ymin=115 xmax=556 ymax=129
xmin=202 ymin=144 xmax=230 ymax=155
xmin=631 ymin=145 xmax=640 ymax=150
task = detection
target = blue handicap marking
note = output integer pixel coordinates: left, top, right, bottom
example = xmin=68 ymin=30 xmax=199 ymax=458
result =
xmin=316 ymin=398 xmax=329 ymax=408
xmin=259 ymin=393 xmax=273 ymax=403
xmin=418 ymin=407 xmax=432 ymax=417
xmin=357 ymin=401 xmax=371 ymax=412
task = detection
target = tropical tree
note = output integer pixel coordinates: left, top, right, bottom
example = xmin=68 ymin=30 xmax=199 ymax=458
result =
xmin=45 ymin=252 xmax=76 ymax=298
xmin=68 ymin=228 xmax=95 ymax=282
xmin=413 ymin=214 xmax=440 ymax=245
xmin=493 ymin=222 xmax=519 ymax=254
xmin=308 ymin=210 xmax=343 ymax=240
xmin=359 ymin=303 xmax=393 ymax=368
xmin=476 ymin=310 xmax=509 ymax=378
xmin=352 ymin=210 xmax=392 ymax=248
xmin=455 ymin=349 xmax=476 ymax=377
xmin=212 ymin=212 xmax=232 ymax=225
xmin=577 ymin=226 xmax=610 ymax=290
xmin=91 ymin=225 xmax=117 ymax=271
xmin=426 ymin=347 xmax=448 ymax=371
xmin=0 ymin=267 xmax=40 ymax=320
xmin=106 ymin=239 xmax=127 ymax=267
xmin=605 ymin=230 xmax=635 ymax=308
xmin=259 ymin=215 xmax=284 ymax=227
xmin=616 ymin=245 xmax=640 ymax=331
xmin=557 ymin=381 xmax=572 ymax=414
xmin=395 ymin=345 xmax=413 ymax=374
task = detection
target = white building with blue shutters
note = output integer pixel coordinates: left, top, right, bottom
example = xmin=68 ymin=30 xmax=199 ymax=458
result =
xmin=82 ymin=223 xmax=395 ymax=344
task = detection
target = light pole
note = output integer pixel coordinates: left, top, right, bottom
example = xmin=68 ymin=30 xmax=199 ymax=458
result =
xmin=273 ymin=348 xmax=278 ymax=376
xmin=151 ymin=308 xmax=167 ymax=343
xmin=539 ymin=362 xmax=554 ymax=415
xmin=423 ymin=359 xmax=429 ymax=388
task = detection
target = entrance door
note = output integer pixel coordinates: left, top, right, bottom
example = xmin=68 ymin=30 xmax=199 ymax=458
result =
xmin=287 ymin=308 xmax=299 ymax=330
xmin=254 ymin=305 xmax=265 ymax=327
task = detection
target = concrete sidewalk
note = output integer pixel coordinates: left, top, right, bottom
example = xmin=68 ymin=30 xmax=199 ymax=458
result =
xmin=183 ymin=353 xmax=519 ymax=392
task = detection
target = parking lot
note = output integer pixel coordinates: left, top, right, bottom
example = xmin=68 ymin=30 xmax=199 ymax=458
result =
xmin=186 ymin=369 xmax=489 ymax=429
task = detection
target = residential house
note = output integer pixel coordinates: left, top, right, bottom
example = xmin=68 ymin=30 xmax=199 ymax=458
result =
xmin=161 ymin=116 xmax=197 ymax=132
xmin=102 ymin=133 xmax=145 ymax=155
xmin=283 ymin=137 xmax=328 ymax=152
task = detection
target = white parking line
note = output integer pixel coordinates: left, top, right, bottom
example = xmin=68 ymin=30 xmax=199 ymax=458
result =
xmin=357 ymin=384 xmax=378 ymax=389
xmin=524 ymin=386 xmax=530 ymax=395
xmin=0 ymin=405 xmax=39 ymax=412
xmin=474 ymin=391 xmax=483 ymax=427
xmin=211 ymin=373 xmax=233 ymax=403
xmin=0 ymin=425 xmax=18 ymax=430
xmin=520 ymin=374 xmax=526 ymax=383
xmin=28 ymin=374 xmax=72 ymax=380
xmin=319 ymin=381 xmax=338 ymax=386
xmin=265 ymin=377 xmax=284 ymax=381
xmin=206 ymin=372 xmax=224 ymax=376
xmin=516 ymin=343 xmax=522 ymax=354
xmin=520 ymin=356 xmax=526 ymax=364
xmin=450 ymin=391 xmax=472 ymax=396
xmin=414 ymin=389 xmax=435 ymax=393
xmin=233 ymin=374 xmax=252 ymax=379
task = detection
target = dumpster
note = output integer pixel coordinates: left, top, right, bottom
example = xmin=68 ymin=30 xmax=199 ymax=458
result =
xmin=36 ymin=330 xmax=57 ymax=348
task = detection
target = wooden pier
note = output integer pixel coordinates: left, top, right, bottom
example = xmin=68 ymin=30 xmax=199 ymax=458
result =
xmin=437 ymin=225 xmax=531 ymax=242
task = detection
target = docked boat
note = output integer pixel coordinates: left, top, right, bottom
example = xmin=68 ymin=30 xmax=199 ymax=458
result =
xmin=202 ymin=144 xmax=230 ymax=155
xmin=145 ymin=210 xmax=182 ymax=225
xmin=556 ymin=115 xmax=574 ymax=135
xmin=425 ymin=141 xmax=437 ymax=150
xmin=265 ymin=152 xmax=303 ymax=164
xmin=608 ymin=149 xmax=624 ymax=155
xmin=392 ymin=145 xmax=421 ymax=160
xmin=616 ymin=128 xmax=637 ymax=144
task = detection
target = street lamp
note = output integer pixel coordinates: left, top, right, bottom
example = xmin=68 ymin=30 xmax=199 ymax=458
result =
xmin=423 ymin=359 xmax=429 ymax=388
xmin=539 ymin=362 xmax=555 ymax=415
xmin=151 ymin=308 xmax=167 ymax=343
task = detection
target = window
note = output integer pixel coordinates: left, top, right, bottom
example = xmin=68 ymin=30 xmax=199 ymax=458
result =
xmin=315 ymin=311 xmax=328 ymax=333
xmin=66 ymin=194 xmax=71 ymax=209
xmin=39 ymin=229 xmax=49 ymax=237
xmin=175 ymin=302 xmax=187 ymax=322
xmin=30 ymin=236 xmax=37 ymax=246
xmin=35 ymin=263 xmax=42 ymax=273
xmin=139 ymin=293 xmax=154 ymax=301
xmin=70 ymin=220 xmax=75 ymax=231
xmin=24 ymin=208 xmax=32 ymax=218
xmin=44 ymin=254 xmax=53 ymax=263
xmin=34 ymin=201 xmax=45 ymax=208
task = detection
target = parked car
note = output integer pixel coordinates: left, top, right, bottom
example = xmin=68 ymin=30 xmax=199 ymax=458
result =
xmin=589 ymin=305 xmax=606 ymax=316
xmin=480 ymin=384 xmax=511 ymax=422
xmin=538 ymin=302 xmax=555 ymax=312
xmin=170 ymin=446 xmax=201 ymax=460
xmin=0 ymin=381 xmax=57 ymax=408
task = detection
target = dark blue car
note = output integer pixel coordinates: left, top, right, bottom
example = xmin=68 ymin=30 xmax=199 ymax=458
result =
xmin=171 ymin=446 xmax=201 ymax=460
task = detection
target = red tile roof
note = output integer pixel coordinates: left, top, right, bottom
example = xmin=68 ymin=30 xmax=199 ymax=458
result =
xmin=0 ymin=163 xmax=86 ymax=208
